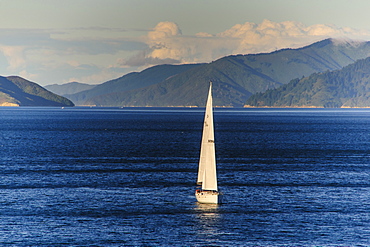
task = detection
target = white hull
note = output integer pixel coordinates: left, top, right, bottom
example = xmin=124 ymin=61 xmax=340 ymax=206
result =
xmin=195 ymin=190 xmax=222 ymax=204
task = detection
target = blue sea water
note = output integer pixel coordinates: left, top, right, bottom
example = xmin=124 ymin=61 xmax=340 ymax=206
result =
xmin=1 ymin=107 xmax=370 ymax=246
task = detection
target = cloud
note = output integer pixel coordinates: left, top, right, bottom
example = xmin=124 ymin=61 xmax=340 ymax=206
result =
xmin=121 ymin=21 xmax=238 ymax=67
xmin=146 ymin=22 xmax=188 ymax=61
xmin=0 ymin=45 xmax=26 ymax=71
xmin=116 ymin=50 xmax=180 ymax=67
xmin=147 ymin=21 xmax=182 ymax=40
xmin=135 ymin=19 xmax=370 ymax=68
xmin=195 ymin=32 xmax=214 ymax=38
xmin=0 ymin=27 xmax=147 ymax=84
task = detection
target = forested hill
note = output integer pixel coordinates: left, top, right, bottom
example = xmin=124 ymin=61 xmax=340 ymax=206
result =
xmin=245 ymin=57 xmax=370 ymax=108
xmin=66 ymin=64 xmax=202 ymax=106
xmin=0 ymin=76 xmax=74 ymax=107
xmin=66 ymin=38 xmax=370 ymax=107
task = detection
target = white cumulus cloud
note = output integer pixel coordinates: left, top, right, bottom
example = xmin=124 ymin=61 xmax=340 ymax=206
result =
xmin=130 ymin=19 xmax=370 ymax=69
xmin=147 ymin=21 xmax=182 ymax=40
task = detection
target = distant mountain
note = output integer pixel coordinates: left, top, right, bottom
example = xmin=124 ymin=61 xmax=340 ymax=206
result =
xmin=245 ymin=56 xmax=370 ymax=108
xmin=67 ymin=38 xmax=370 ymax=107
xmin=0 ymin=76 xmax=74 ymax=107
xmin=45 ymin=82 xmax=95 ymax=96
xmin=66 ymin=64 xmax=202 ymax=105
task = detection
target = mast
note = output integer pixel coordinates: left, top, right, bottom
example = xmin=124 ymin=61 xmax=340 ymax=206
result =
xmin=197 ymin=82 xmax=218 ymax=191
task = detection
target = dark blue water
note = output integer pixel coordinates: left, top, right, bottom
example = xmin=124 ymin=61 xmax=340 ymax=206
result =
xmin=1 ymin=107 xmax=370 ymax=246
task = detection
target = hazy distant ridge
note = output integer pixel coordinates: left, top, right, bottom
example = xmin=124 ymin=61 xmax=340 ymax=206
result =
xmin=45 ymin=82 xmax=96 ymax=96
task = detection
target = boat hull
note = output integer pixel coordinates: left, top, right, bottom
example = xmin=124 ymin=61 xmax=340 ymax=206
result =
xmin=195 ymin=190 xmax=222 ymax=204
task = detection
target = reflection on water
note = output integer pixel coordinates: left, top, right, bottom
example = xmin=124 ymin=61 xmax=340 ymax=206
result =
xmin=194 ymin=203 xmax=223 ymax=245
xmin=195 ymin=203 xmax=220 ymax=215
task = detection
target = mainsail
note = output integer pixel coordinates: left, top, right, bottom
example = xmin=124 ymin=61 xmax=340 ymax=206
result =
xmin=197 ymin=83 xmax=218 ymax=191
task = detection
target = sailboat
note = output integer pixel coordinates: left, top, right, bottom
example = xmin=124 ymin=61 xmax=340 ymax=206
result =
xmin=195 ymin=82 xmax=222 ymax=204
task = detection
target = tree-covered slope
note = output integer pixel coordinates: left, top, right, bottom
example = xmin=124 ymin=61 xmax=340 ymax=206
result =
xmin=84 ymin=58 xmax=276 ymax=107
xmin=0 ymin=76 xmax=74 ymax=106
xmin=66 ymin=63 xmax=202 ymax=105
xmin=245 ymin=57 xmax=370 ymax=108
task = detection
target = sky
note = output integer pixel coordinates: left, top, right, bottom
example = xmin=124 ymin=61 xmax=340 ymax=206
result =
xmin=2 ymin=0 xmax=370 ymax=86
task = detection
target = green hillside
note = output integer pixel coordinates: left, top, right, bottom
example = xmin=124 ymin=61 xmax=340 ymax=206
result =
xmin=245 ymin=57 xmax=370 ymax=108
xmin=66 ymin=63 xmax=201 ymax=105
xmin=0 ymin=76 xmax=74 ymax=107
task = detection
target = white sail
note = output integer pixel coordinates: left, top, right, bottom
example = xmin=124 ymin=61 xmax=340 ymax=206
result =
xmin=197 ymin=83 xmax=218 ymax=191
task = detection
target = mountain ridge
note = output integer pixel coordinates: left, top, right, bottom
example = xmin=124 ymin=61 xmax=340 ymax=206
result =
xmin=245 ymin=56 xmax=370 ymax=108
xmin=64 ymin=38 xmax=370 ymax=107
xmin=66 ymin=64 xmax=202 ymax=105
